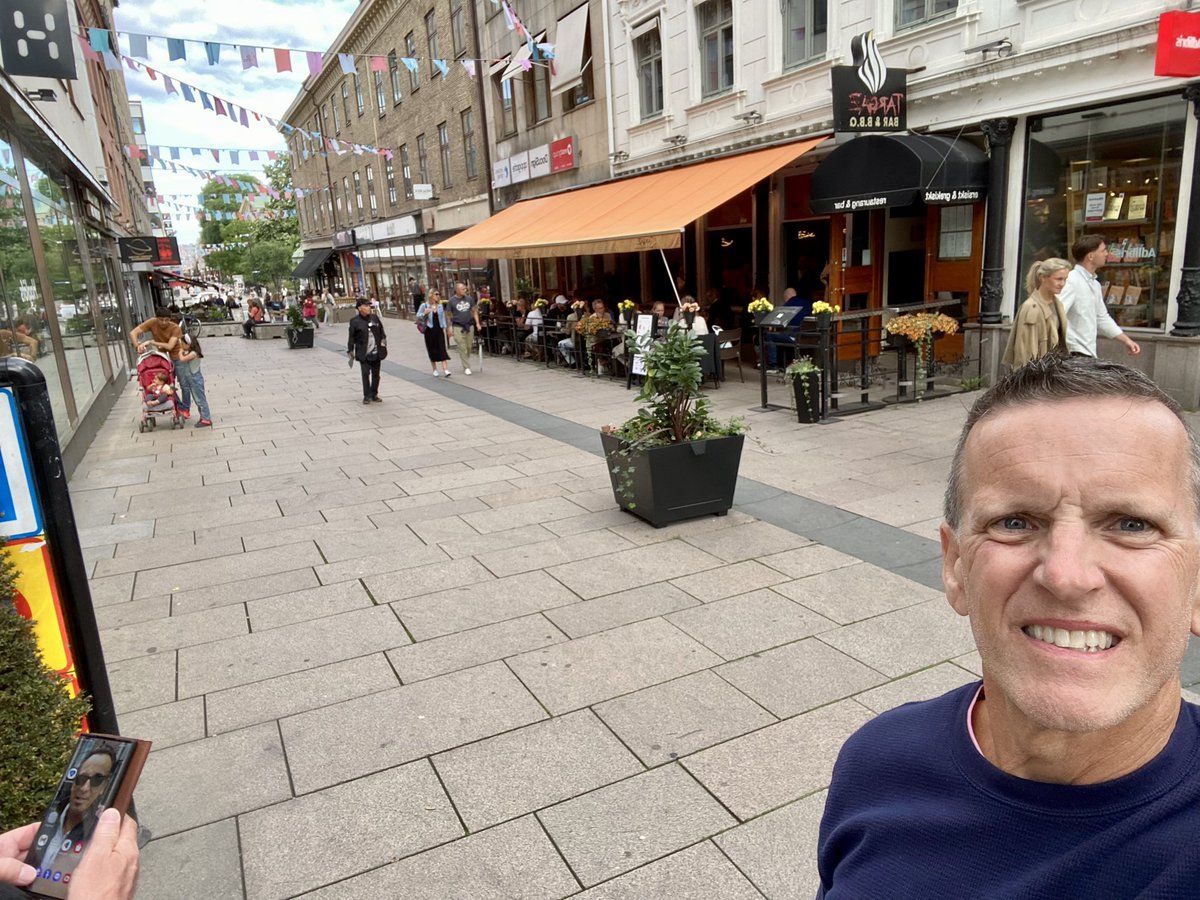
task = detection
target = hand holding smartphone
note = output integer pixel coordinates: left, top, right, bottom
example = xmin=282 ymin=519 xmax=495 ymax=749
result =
xmin=21 ymin=734 xmax=150 ymax=899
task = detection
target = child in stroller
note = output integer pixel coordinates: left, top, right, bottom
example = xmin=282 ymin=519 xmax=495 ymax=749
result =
xmin=136 ymin=349 xmax=183 ymax=431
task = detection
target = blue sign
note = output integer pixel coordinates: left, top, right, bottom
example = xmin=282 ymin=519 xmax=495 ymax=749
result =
xmin=0 ymin=387 xmax=42 ymax=539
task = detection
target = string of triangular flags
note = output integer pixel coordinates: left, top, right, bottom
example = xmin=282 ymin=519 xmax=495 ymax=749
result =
xmin=135 ymin=144 xmax=283 ymax=165
xmin=109 ymin=52 xmax=399 ymax=162
xmin=197 ymin=208 xmax=296 ymax=222
xmin=81 ymin=23 xmax=554 ymax=78
xmin=200 ymin=242 xmax=250 ymax=251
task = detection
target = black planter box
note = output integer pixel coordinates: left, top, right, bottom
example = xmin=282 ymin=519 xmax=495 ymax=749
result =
xmin=601 ymin=431 xmax=744 ymax=528
xmin=286 ymin=327 xmax=315 ymax=348
xmin=792 ymin=372 xmax=821 ymax=423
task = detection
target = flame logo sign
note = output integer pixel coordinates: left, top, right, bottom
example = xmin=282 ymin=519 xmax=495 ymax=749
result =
xmin=850 ymin=31 xmax=887 ymax=94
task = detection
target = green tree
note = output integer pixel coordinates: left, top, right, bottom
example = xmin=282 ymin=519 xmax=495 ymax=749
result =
xmin=242 ymin=241 xmax=296 ymax=290
xmin=249 ymin=156 xmax=300 ymax=250
xmin=199 ymin=175 xmax=257 ymax=279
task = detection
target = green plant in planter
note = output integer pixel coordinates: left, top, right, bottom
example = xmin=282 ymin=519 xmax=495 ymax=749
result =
xmin=284 ymin=304 xmax=310 ymax=330
xmin=0 ymin=541 xmax=90 ymax=830
xmin=785 ymin=356 xmax=822 ymax=423
xmin=603 ymin=324 xmax=745 ymax=508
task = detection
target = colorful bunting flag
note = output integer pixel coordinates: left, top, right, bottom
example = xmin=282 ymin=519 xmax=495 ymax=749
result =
xmin=167 ymin=38 xmax=186 ymax=61
xmin=461 ymin=59 xmax=476 ymax=79
xmin=369 ymin=56 xmax=388 ymax=72
xmin=88 ymin=28 xmax=110 ymax=53
xmin=78 ymin=34 xmax=101 ymax=63
xmin=240 ymin=46 xmax=258 ymax=69
xmin=128 ymin=33 xmax=148 ymax=59
xmin=401 ymin=57 xmax=418 ymax=73
xmin=200 ymin=91 xmax=213 ymax=111
xmin=274 ymin=48 xmax=292 ymax=72
xmin=103 ymin=51 xmax=122 ymax=71
xmin=205 ymin=42 xmax=221 ymax=65
xmin=433 ymin=59 xmax=449 ymax=78
xmin=163 ymin=75 xmax=178 ymax=94
xmin=338 ymin=53 xmax=356 ymax=74
xmin=180 ymin=83 xmax=194 ymax=103
xmin=306 ymin=51 xmax=322 ymax=75
xmin=214 ymin=98 xmax=226 ymax=116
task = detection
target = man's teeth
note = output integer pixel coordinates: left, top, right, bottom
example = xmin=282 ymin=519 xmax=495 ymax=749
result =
xmin=1023 ymin=624 xmax=1117 ymax=652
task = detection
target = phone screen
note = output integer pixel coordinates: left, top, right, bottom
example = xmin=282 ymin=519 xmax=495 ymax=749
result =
xmin=23 ymin=735 xmax=139 ymax=899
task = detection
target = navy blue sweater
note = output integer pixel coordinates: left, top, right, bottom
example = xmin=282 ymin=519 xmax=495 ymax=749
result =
xmin=817 ymin=683 xmax=1200 ymax=899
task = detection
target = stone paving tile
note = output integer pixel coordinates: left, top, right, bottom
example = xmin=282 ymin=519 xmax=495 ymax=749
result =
xmin=108 ymin=651 xmax=177 ymax=714
xmin=135 ymin=722 xmax=292 ymax=837
xmin=387 ymin=614 xmax=565 ymax=683
xmin=169 ymin=568 xmax=320 ymax=616
xmin=246 ymin=579 xmax=375 ymax=631
xmin=543 ymin=583 xmax=699 ymax=638
xmin=312 ymin=543 xmax=450 ymax=584
xmin=393 ymin=570 xmax=581 ymax=640
xmin=133 ymin=542 xmax=324 ymax=599
xmin=349 ymin=497 xmax=489 ymax=534
xmin=758 ymin=543 xmax=862 ymax=579
xmin=855 ymin=662 xmax=978 ymax=714
xmin=394 ymin=465 xmax=527 ymax=496
xmin=540 ymin=508 xmax=635 ymax=537
xmin=206 ymin=654 xmax=399 ymax=735
xmin=408 ymin=515 xmax=480 ymax=543
xmin=461 ymin=496 xmax=589 ymax=534
xmin=362 ymin=557 xmax=494 ymax=604
xmin=151 ymin=500 xmax=287 ymax=537
xmin=682 ymin=699 xmax=873 ymax=820
xmin=231 ymin=513 xmax=363 ymax=552
xmin=668 ymin=559 xmax=792 ymax=603
xmin=594 ymin=670 xmax=776 ymax=766
xmin=437 ymin=523 xmax=559 ymax=559
xmin=99 ymin=602 xmax=249 ymax=662
xmin=717 ymin=638 xmax=887 ymax=718
xmin=714 ymin=791 xmax=827 ymax=900
xmin=955 ymin=649 xmax=983 ymax=676
xmin=93 ymin=595 xmax=170 ymax=630
xmin=475 ymin=529 xmax=636 ymax=578
xmin=86 ymin=572 xmax=136 ymax=607
xmin=281 ymin=661 xmax=546 ymax=794
xmin=278 ymin=482 xmax=408 ymax=516
xmin=299 ymin=815 xmax=579 ymax=900
xmin=575 ymin=841 xmax=762 ymax=899
xmin=547 ymin=541 xmax=725 ymax=601
xmin=176 ymin=605 xmax=409 ymax=697
xmin=772 ymin=561 xmax=945 ymax=625
xmin=76 ymin=520 xmax=155 ymax=549
xmin=538 ymin=763 xmax=736 ymax=887
xmin=433 ymin=709 xmax=643 ymax=831
xmin=93 ymin=536 xmax=244 ymax=578
xmin=138 ymin=820 xmax=244 ymax=900
xmin=477 ymin=483 xmax=570 ymax=509
xmin=508 ymin=618 xmax=722 ymax=714
xmin=116 ymin=697 xmax=205 ymax=751
xmin=819 ymin=597 xmax=975 ymax=678
xmin=666 ymin=588 xmax=837 ymax=660
xmin=240 ymin=761 xmax=463 ymax=900
xmin=605 ymin=510 xmax=757 ymax=546
xmin=682 ymin=520 xmax=812 ymax=563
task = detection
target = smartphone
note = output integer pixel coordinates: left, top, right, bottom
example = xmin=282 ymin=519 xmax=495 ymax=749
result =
xmin=23 ymin=733 xmax=151 ymax=899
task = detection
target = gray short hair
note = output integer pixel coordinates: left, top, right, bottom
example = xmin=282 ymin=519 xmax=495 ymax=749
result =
xmin=944 ymin=355 xmax=1200 ymax=528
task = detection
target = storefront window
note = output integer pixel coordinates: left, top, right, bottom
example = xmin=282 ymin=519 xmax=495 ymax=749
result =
xmin=1020 ymin=93 xmax=1186 ymax=330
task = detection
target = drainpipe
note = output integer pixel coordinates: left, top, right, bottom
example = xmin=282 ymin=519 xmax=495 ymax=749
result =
xmin=1171 ymin=84 xmax=1200 ymax=336
xmin=979 ymin=117 xmax=1016 ymax=325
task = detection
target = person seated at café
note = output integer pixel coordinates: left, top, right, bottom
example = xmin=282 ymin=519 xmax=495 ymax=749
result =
xmin=673 ymin=294 xmax=710 ymax=334
xmin=546 ymin=294 xmax=570 ymax=322
xmin=524 ymin=300 xmax=546 ymax=359
xmin=558 ymin=299 xmax=589 ymax=367
xmin=242 ymin=300 xmax=265 ymax=337
xmin=764 ymin=287 xmax=814 ymax=373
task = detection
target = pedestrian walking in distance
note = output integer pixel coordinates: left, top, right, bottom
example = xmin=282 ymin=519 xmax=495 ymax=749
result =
xmin=448 ymin=282 xmax=480 ymax=375
xmin=417 ymin=290 xmax=452 ymax=377
xmin=347 ymin=297 xmax=387 ymax=404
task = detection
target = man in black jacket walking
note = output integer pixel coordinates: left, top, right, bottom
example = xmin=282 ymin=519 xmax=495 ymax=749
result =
xmin=346 ymin=297 xmax=387 ymax=404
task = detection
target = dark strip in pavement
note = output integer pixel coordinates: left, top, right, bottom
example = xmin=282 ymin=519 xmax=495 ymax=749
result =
xmin=324 ymin=334 xmax=944 ymax=590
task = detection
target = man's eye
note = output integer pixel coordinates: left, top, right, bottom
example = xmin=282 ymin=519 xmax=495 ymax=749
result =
xmin=999 ymin=516 xmax=1029 ymax=531
xmin=1116 ymin=517 xmax=1149 ymax=533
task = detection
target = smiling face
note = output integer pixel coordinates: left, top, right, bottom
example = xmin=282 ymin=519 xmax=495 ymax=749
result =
xmin=69 ymin=752 xmax=112 ymax=818
xmin=1042 ymin=268 xmax=1069 ymax=296
xmin=941 ymin=397 xmax=1200 ymax=736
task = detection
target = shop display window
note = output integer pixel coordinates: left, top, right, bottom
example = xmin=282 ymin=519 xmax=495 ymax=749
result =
xmin=1020 ymin=94 xmax=1186 ymax=330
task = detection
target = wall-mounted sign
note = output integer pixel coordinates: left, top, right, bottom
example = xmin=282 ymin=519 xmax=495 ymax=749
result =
xmin=831 ymin=32 xmax=906 ymax=133
xmin=368 ymin=216 xmax=420 ymax=242
xmin=1155 ymin=11 xmax=1200 ymax=76
xmin=551 ymin=137 xmax=576 ymax=173
xmin=510 ymin=151 xmax=530 ymax=184
xmin=492 ymin=158 xmax=512 ymax=188
xmin=0 ymin=0 xmax=76 ymax=80
xmin=332 ymin=229 xmax=357 ymax=249
xmin=413 ymin=184 xmax=434 ymax=200
xmin=118 ymin=236 xmax=180 ymax=266
xmin=922 ymin=188 xmax=982 ymax=205
xmin=529 ymin=144 xmax=551 ymax=180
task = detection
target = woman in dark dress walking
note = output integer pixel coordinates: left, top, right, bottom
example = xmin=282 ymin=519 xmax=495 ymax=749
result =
xmin=417 ymin=290 xmax=452 ymax=377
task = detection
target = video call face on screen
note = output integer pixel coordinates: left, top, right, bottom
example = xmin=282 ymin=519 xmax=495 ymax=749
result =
xmin=24 ymin=736 xmax=134 ymax=899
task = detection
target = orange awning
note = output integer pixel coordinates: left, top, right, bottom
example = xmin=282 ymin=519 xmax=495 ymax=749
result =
xmin=430 ymin=138 xmax=823 ymax=258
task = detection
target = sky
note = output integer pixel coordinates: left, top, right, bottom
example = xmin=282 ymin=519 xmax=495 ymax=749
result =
xmin=111 ymin=0 xmax=360 ymax=244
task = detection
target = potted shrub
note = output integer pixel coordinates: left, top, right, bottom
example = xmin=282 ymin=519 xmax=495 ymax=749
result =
xmin=785 ymin=357 xmax=822 ymax=423
xmin=284 ymin=304 xmax=315 ymax=349
xmin=600 ymin=323 xmax=746 ymax=527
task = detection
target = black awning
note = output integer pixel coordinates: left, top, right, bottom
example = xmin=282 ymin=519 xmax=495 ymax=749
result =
xmin=292 ymin=248 xmax=334 ymax=279
xmin=810 ymin=134 xmax=988 ymax=214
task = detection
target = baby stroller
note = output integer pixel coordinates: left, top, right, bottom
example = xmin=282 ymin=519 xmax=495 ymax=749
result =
xmin=135 ymin=349 xmax=183 ymax=432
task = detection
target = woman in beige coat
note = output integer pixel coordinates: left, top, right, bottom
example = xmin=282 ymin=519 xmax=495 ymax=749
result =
xmin=1002 ymin=258 xmax=1071 ymax=369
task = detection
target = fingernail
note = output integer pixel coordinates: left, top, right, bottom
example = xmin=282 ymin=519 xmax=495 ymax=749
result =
xmin=18 ymin=864 xmax=36 ymax=885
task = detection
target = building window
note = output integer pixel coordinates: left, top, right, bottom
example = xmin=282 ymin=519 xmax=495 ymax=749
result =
xmin=450 ymin=0 xmax=467 ymax=57
xmin=385 ymin=159 xmax=398 ymax=204
xmin=354 ymin=71 xmax=364 ymax=115
xmin=494 ymin=74 xmax=517 ymax=135
xmin=563 ymin=24 xmax=594 ymax=111
xmin=416 ymin=134 xmax=429 ymax=185
xmin=330 ymin=95 xmax=340 ymax=134
xmin=426 ymin=10 xmax=440 ymax=76
xmin=406 ymin=33 xmax=419 ymax=90
xmin=783 ymin=0 xmax=827 ymax=68
xmin=341 ymin=82 xmax=351 ymax=124
xmin=131 ymin=116 xmax=145 ymax=135
xmin=389 ymin=51 xmax=403 ymax=104
xmin=353 ymin=171 xmax=363 ymax=218
xmin=461 ymin=109 xmax=477 ymax=179
xmin=526 ymin=67 xmax=551 ymax=125
xmin=438 ymin=122 xmax=452 ymax=188
xmin=400 ymin=144 xmax=414 ymax=198
xmin=897 ymin=0 xmax=957 ymax=29
xmin=1018 ymin=93 xmax=1185 ymax=332
xmin=698 ymin=0 xmax=733 ymax=98
xmin=937 ymin=205 xmax=972 ymax=260
xmin=374 ymin=70 xmax=386 ymax=116
xmin=366 ymin=166 xmax=378 ymax=215
xmin=342 ymin=176 xmax=350 ymax=216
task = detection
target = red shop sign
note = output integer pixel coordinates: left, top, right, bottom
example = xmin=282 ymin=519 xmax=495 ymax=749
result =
xmin=1155 ymin=11 xmax=1200 ymax=77
xmin=550 ymin=137 xmax=575 ymax=173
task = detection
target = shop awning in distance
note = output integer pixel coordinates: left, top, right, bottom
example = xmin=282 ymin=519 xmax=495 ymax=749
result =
xmin=809 ymin=134 xmax=988 ymax=215
xmin=431 ymin=138 xmax=823 ymax=259
xmin=292 ymin=248 xmax=334 ymax=278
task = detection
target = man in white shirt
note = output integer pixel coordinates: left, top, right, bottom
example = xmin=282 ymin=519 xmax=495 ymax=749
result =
xmin=1057 ymin=234 xmax=1140 ymax=358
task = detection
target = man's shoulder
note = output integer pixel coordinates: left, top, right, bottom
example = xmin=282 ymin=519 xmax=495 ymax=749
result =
xmin=838 ymin=682 xmax=976 ymax=768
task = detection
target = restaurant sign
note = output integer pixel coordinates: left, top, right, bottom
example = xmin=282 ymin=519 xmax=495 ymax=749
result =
xmin=118 ymin=235 xmax=180 ymax=266
xmin=831 ymin=32 xmax=906 ymax=133
xmin=1155 ymin=11 xmax=1200 ymax=77
xmin=493 ymin=136 xmax=576 ymax=191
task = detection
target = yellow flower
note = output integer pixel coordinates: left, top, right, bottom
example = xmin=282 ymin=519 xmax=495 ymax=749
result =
xmin=811 ymin=300 xmax=840 ymax=315
xmin=748 ymin=298 xmax=774 ymax=314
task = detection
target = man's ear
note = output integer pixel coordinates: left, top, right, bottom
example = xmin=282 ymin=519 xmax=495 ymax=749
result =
xmin=1190 ymin=568 xmax=1200 ymax=639
xmin=941 ymin=523 xmax=969 ymax=617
